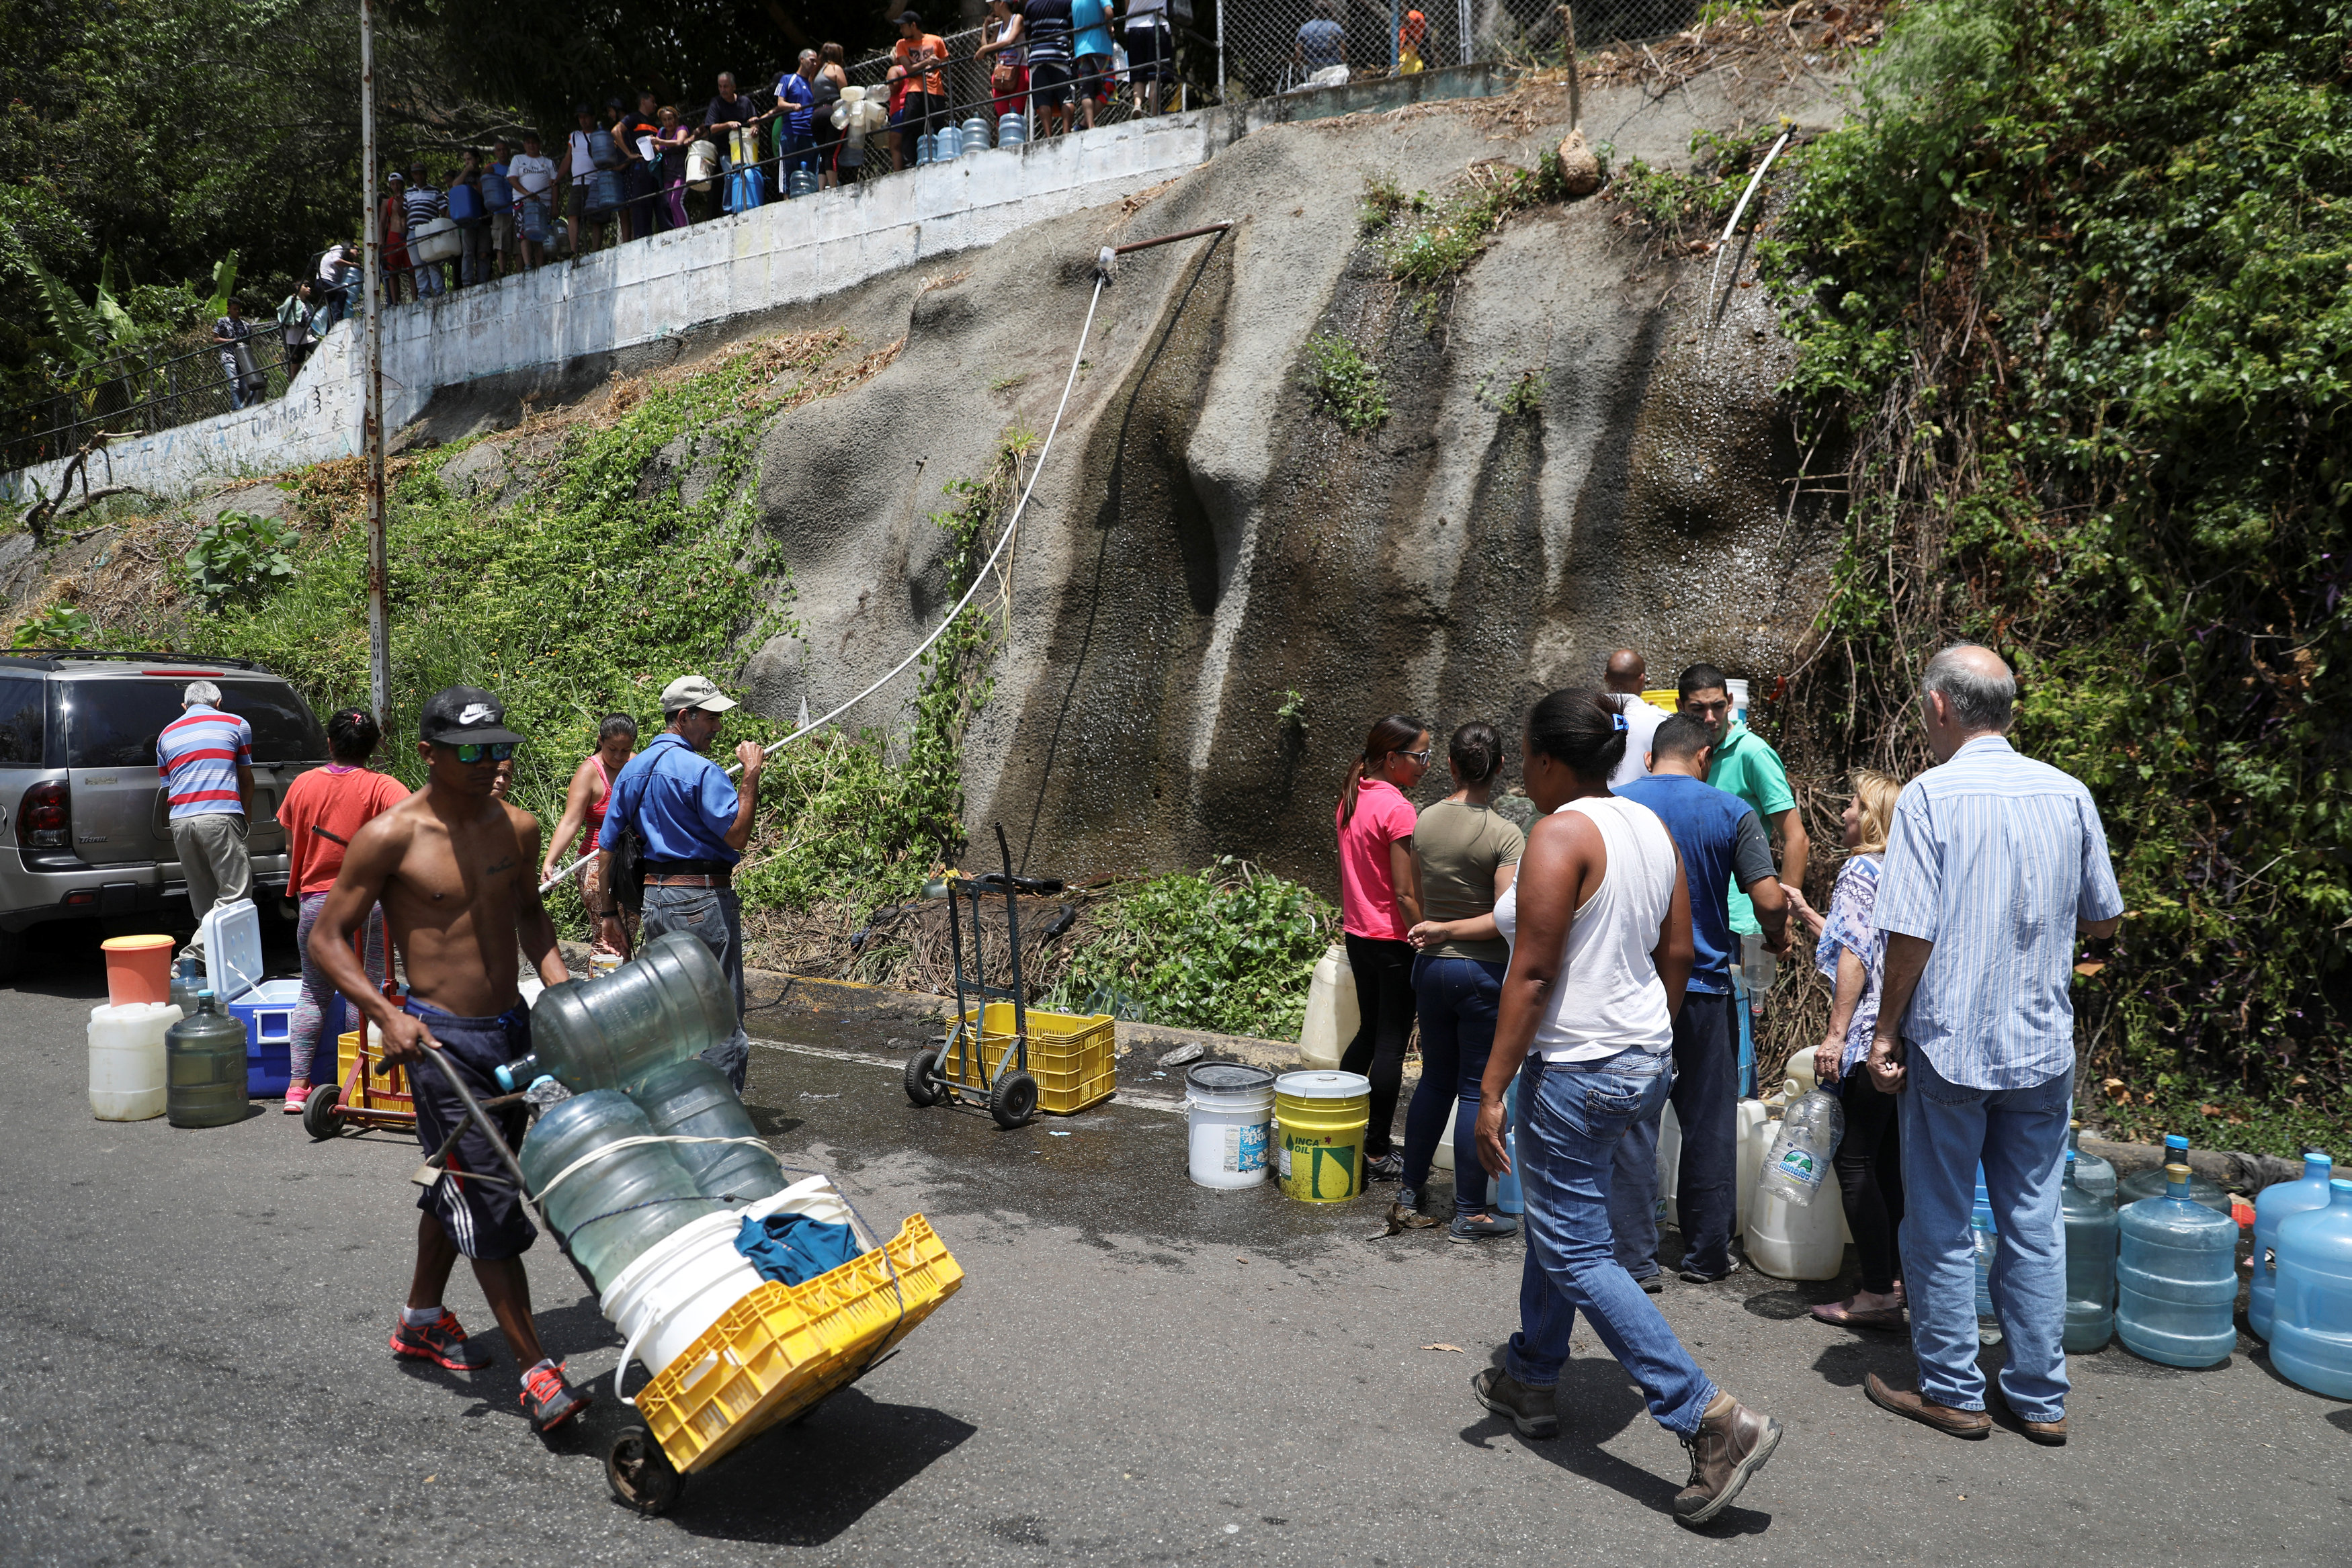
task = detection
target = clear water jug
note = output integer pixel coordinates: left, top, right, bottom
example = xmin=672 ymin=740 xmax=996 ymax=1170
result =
xmin=1759 ymin=1089 xmax=1844 ymax=1207
xmin=2251 ymin=1151 xmax=2336 ymax=1343
xmin=630 ymin=1057 xmax=785 ymax=1203
xmin=517 ymin=1089 xmax=722 ymax=1293
xmin=2069 ymin=1121 xmax=2117 ymax=1203
xmin=166 ymin=992 xmax=249 ymax=1129
xmin=2062 ymin=1150 xmax=2119 ymax=1352
xmin=1495 ymin=1114 xmax=1523 ymax=1215
xmin=2116 ymin=1164 xmax=2239 ymax=1367
xmin=497 ymin=930 xmax=734 ymax=1093
xmin=2269 ymin=1178 xmax=2352 ymax=1398
xmin=2116 ymin=1133 xmax=2232 ymax=1215
xmin=997 ymin=112 xmax=1027 ymax=148
xmin=1972 ymin=1215 xmax=2003 ymax=1344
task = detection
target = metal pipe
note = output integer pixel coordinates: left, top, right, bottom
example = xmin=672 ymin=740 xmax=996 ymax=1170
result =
xmin=1216 ymin=0 xmax=1226 ymax=100
xmin=360 ymin=0 xmax=390 ymax=724
xmin=1111 ymin=220 xmax=1234 ymax=255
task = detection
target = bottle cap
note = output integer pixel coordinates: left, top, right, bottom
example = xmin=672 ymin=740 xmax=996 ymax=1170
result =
xmin=2164 ymin=1162 xmax=2192 ymax=1188
xmin=2165 ymin=1134 xmax=2190 ymax=1151
xmin=2066 ymin=1150 xmax=2077 ymax=1168
xmin=2333 ymin=1178 xmax=2352 ymax=1201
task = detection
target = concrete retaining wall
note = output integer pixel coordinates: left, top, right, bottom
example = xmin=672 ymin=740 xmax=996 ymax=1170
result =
xmin=5 ymin=66 xmax=1511 ymax=507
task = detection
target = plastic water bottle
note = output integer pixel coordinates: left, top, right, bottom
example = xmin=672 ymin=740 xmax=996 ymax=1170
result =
xmin=2069 ymin=1121 xmax=2117 ymax=1203
xmin=2062 ymin=1150 xmax=2119 ymax=1352
xmin=2270 ymin=1178 xmax=2352 ymax=1398
xmin=2251 ymin=1150 xmax=2335 ymax=1342
xmin=495 ymin=930 xmax=736 ymax=1094
xmin=1973 ymin=1213 xmax=2004 ymax=1345
xmin=2116 ymin=1164 xmax=2239 ymax=1367
xmin=1495 ymin=1113 xmax=1523 ymax=1215
xmin=2117 ymin=1133 xmax=2233 ymax=1215
xmin=1758 ymin=1089 xmax=1844 ymax=1207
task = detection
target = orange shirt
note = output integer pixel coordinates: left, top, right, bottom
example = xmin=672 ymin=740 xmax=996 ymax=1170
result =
xmin=894 ymin=35 xmax=948 ymax=96
xmin=280 ymin=765 xmax=411 ymax=896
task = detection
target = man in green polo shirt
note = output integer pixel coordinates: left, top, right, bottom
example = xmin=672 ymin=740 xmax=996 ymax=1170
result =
xmin=1677 ymin=663 xmax=1809 ymax=940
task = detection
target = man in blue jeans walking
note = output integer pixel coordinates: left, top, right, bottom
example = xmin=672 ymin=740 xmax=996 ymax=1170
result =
xmin=1611 ymin=713 xmax=1789 ymax=1286
xmin=595 ymin=674 xmax=765 ymax=1090
xmin=1862 ymin=645 xmax=2122 ymax=1446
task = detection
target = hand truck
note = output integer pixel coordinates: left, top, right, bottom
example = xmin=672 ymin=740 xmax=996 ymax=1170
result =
xmin=901 ymin=824 xmax=1062 ymax=1129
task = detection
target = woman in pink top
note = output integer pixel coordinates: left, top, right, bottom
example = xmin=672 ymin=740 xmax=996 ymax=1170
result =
xmin=1334 ymin=713 xmax=1430 ymax=1178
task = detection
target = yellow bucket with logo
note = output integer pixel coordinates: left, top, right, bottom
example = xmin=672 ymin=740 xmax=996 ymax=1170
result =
xmin=1273 ymin=1070 xmax=1372 ymax=1203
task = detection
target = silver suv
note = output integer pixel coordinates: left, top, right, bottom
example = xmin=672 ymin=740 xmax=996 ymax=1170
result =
xmin=0 ymin=650 xmax=327 ymax=975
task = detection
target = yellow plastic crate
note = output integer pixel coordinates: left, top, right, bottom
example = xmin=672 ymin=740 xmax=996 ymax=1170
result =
xmin=334 ymin=1028 xmax=409 ymax=1106
xmin=945 ymin=1004 xmax=1117 ymax=1114
xmin=635 ymin=1214 xmax=964 ymax=1474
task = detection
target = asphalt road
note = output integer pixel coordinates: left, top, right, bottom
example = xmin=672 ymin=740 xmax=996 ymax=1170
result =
xmin=3 ymin=926 xmax=2346 ymax=1567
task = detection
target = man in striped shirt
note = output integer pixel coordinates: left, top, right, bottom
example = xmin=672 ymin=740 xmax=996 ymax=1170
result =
xmin=159 ymin=681 xmax=256 ymax=970
xmin=1861 ymin=645 xmax=2124 ymax=1448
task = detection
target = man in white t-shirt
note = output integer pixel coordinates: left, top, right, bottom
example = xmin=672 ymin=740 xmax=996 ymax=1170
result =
xmin=1604 ymin=648 xmax=1671 ymax=788
xmin=506 ymin=132 xmax=558 ymax=270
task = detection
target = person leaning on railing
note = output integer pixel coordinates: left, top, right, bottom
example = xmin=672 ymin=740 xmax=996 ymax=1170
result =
xmin=892 ymin=11 xmax=952 ymax=163
xmin=1124 ymin=0 xmax=1171 ymax=115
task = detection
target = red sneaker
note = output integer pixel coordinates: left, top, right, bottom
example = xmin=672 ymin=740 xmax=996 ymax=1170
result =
xmin=521 ymin=1362 xmax=592 ymax=1432
xmin=390 ymin=1309 xmax=495 ymax=1370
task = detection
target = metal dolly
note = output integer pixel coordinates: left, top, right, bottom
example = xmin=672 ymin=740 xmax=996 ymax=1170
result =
xmin=902 ymin=826 xmax=1062 ymax=1129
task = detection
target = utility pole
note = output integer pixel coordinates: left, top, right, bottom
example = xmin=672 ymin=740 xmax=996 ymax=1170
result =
xmin=360 ymin=0 xmax=390 ymax=723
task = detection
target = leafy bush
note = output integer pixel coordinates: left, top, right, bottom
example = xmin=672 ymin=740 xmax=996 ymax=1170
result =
xmin=1046 ymin=860 xmax=1337 ymax=1038
xmin=181 ymin=509 xmax=299 ymax=607
xmin=1764 ymin=0 xmax=2352 ymax=1149
xmin=10 ymin=603 xmax=97 ymax=649
xmin=1376 ymin=154 xmax=1576 ymax=287
xmin=1301 ymin=333 xmax=1391 ymax=433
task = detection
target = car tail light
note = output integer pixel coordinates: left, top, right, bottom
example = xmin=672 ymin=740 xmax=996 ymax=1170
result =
xmin=17 ymin=779 xmax=69 ymax=848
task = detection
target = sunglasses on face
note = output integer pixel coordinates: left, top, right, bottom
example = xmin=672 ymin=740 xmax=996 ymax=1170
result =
xmin=1396 ymin=748 xmax=1432 ymax=765
xmin=451 ymin=742 xmax=517 ymax=764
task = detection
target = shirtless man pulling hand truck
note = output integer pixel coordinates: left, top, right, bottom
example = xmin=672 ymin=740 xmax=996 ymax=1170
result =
xmin=310 ymin=686 xmax=591 ymax=1433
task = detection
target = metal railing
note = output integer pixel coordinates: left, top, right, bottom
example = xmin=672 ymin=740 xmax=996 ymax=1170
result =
xmin=1 ymin=327 xmax=323 ymax=478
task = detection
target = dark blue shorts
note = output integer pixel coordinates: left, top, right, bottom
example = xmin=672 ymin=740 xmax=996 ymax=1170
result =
xmin=408 ymin=1000 xmax=538 ymax=1261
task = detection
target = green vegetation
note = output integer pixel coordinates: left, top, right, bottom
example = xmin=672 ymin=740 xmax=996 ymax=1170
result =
xmin=1046 ymin=861 xmax=1337 ymax=1037
xmin=1277 ymin=688 xmax=1309 ymax=732
xmin=1481 ymin=367 xmax=1550 ymax=419
xmin=1301 ymin=333 xmax=1392 ymax=433
xmin=1763 ymin=0 xmax=2352 ymax=1151
xmin=181 ymin=510 xmax=300 ymax=608
xmin=1606 ymin=124 xmax=1786 ymax=243
xmin=1375 ymin=153 xmax=1580 ymax=288
xmin=10 ymin=603 xmax=93 ymax=649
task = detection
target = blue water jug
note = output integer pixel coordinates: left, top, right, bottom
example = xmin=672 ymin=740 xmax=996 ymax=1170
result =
xmin=933 ymin=123 xmax=962 ymax=159
xmin=915 ymin=132 xmax=935 ymax=165
xmin=2251 ymin=1151 xmax=2335 ymax=1342
xmin=2117 ymin=1133 xmax=2233 ymax=1215
xmin=630 ymin=1056 xmax=786 ymax=1204
xmin=961 ymin=117 xmax=989 ymax=155
xmin=2117 ymin=1164 xmax=2239 ymax=1368
xmin=1495 ymin=1108 xmax=1523 ymax=1216
xmin=2270 ymin=1178 xmax=2352 ymax=1398
xmin=1972 ymin=1213 xmax=2003 ymax=1344
xmin=517 ymin=1088 xmax=722 ymax=1293
xmin=2069 ymin=1121 xmax=2117 ymax=1203
xmin=2062 ymin=1150 xmax=2119 ymax=1352
xmin=997 ymin=112 xmax=1026 ymax=148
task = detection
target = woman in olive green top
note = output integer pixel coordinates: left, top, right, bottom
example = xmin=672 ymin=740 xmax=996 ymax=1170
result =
xmin=1400 ymin=722 xmax=1525 ymax=1240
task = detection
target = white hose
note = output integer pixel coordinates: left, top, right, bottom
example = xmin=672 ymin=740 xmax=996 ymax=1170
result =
xmin=540 ymin=266 xmax=1114 ymax=895
xmin=1702 ymin=128 xmax=1793 ymax=359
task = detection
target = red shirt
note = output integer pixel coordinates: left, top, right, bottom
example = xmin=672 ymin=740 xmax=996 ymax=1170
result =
xmin=280 ymin=765 xmax=411 ymax=896
xmin=1335 ymin=778 xmax=1418 ymax=941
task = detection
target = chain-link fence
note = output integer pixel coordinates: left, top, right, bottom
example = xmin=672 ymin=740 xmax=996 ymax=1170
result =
xmin=1 ymin=328 xmax=314 ymax=479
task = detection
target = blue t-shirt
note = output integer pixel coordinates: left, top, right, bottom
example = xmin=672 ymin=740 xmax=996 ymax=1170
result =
xmin=598 ymin=732 xmax=744 ymax=865
xmin=775 ymin=73 xmax=816 ymax=138
xmin=1616 ymin=773 xmax=1773 ymax=994
xmin=1073 ymin=0 xmax=1115 ymax=58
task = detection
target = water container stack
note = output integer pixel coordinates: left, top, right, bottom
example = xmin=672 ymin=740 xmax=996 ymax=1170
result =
xmin=998 ymin=112 xmax=1027 ymax=149
xmin=2062 ymin=1150 xmax=2119 ymax=1352
xmin=2251 ymin=1151 xmax=2334 ymax=1343
xmin=2116 ymin=1164 xmax=2239 ymax=1367
xmin=2269 ymin=1178 xmax=2352 ymax=1398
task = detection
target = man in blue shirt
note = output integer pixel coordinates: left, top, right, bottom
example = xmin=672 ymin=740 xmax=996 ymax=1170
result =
xmin=1861 ymin=645 xmax=2122 ymax=1446
xmin=1611 ymin=713 xmax=1789 ymax=1286
xmin=595 ymin=674 xmax=766 ymax=1090
xmin=775 ymin=54 xmax=818 ymax=188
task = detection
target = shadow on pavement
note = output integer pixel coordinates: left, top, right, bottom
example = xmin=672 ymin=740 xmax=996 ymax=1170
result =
xmin=662 ymin=1387 xmax=979 ymax=1543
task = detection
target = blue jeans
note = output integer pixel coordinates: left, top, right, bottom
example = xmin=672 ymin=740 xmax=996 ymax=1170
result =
xmin=1403 ymin=955 xmax=1504 ymax=1217
xmin=1507 ymin=1049 xmax=1720 ymax=1436
xmin=1898 ymin=1043 xmax=2071 ymax=1421
xmin=1609 ymin=990 xmax=1738 ymax=1278
xmin=638 ymin=883 xmax=751 ymax=1091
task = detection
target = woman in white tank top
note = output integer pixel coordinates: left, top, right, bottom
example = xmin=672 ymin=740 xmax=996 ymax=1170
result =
xmin=1467 ymin=687 xmax=1783 ymax=1522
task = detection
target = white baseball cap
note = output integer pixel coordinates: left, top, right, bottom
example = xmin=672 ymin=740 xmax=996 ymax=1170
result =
xmin=661 ymin=674 xmax=738 ymax=714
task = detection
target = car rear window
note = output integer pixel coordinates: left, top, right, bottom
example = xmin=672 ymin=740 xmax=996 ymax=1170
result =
xmin=60 ymin=678 xmax=327 ymax=768
xmin=0 ymin=677 xmax=46 ymax=766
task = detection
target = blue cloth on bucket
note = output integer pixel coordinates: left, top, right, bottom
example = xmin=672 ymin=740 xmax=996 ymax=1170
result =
xmin=734 ymin=1212 xmax=859 ymax=1286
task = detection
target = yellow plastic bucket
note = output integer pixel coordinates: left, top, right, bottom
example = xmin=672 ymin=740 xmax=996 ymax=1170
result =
xmin=1273 ymin=1070 xmax=1371 ymax=1203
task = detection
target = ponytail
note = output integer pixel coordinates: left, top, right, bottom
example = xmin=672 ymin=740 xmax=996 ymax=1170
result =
xmin=1339 ymin=713 xmax=1428 ymax=826
xmin=1448 ymin=720 xmax=1502 ymax=785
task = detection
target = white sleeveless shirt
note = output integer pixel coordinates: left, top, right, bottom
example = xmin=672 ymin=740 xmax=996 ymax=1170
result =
xmin=1493 ymin=795 xmax=1679 ymax=1061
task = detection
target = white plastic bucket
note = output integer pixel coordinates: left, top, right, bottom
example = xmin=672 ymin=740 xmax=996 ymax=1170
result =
xmin=89 ymin=1001 xmax=179 ymax=1121
xmin=601 ymin=1211 xmax=763 ymax=1400
xmin=1184 ymin=1063 xmax=1275 ymax=1189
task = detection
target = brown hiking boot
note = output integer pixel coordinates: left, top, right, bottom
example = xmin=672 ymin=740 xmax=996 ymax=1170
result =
xmin=1673 ymin=1393 xmax=1782 ymax=1525
xmin=1865 ymin=1372 xmax=1992 ymax=1438
xmin=1470 ymin=1366 xmax=1559 ymax=1438
xmin=1990 ymin=1385 xmax=2068 ymax=1446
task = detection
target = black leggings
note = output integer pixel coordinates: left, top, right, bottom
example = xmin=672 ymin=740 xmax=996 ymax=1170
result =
xmin=1340 ymin=934 xmax=1416 ymax=1158
xmin=1833 ymin=1065 xmax=1905 ymax=1294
